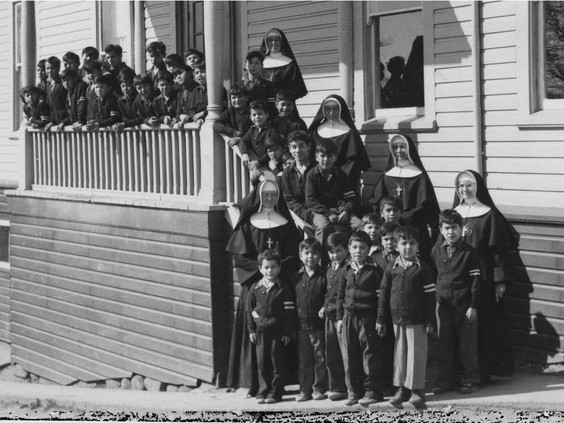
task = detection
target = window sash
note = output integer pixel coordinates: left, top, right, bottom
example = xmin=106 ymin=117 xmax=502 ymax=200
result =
xmin=538 ymin=2 xmax=564 ymax=110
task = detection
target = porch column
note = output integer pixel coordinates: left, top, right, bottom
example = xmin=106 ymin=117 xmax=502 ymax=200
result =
xmin=198 ymin=1 xmax=226 ymax=203
xmin=133 ymin=1 xmax=146 ymax=73
xmin=338 ymin=1 xmax=354 ymax=116
xmin=21 ymin=1 xmax=36 ymax=87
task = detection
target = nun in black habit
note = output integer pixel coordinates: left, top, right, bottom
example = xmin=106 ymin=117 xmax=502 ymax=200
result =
xmin=225 ymin=180 xmax=301 ymax=396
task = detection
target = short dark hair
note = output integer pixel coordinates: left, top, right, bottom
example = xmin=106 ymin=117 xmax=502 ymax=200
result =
xmin=439 ymin=209 xmax=463 ymax=228
xmin=94 ymin=75 xmax=113 ymax=87
xmin=63 ymin=52 xmax=80 ymax=65
xmin=165 ymin=54 xmax=184 ymax=68
xmin=82 ymin=59 xmax=102 ymax=73
xmin=361 ymin=213 xmax=380 ymax=227
xmin=246 ymin=50 xmax=264 ymax=63
xmin=156 ymin=70 xmax=174 ymax=83
xmin=380 ymin=221 xmax=400 ymax=237
xmin=60 ymin=68 xmax=79 ymax=81
xmin=82 ymin=46 xmax=100 ymax=60
xmin=380 ymin=195 xmax=402 ymax=212
xmin=348 ymin=230 xmax=372 ymax=247
xmin=118 ymin=68 xmax=136 ymax=84
xmin=229 ymin=84 xmax=249 ymax=97
xmin=287 ymin=130 xmax=311 ymax=147
xmin=257 ymin=249 xmax=282 ymax=266
xmin=276 ymin=88 xmax=296 ymax=103
xmin=185 ymin=48 xmax=204 ymax=61
xmin=193 ymin=62 xmax=206 ymax=72
xmin=315 ymin=138 xmax=337 ymax=157
xmin=20 ymin=85 xmax=45 ymax=103
xmin=299 ymin=238 xmax=322 ymax=255
xmin=327 ymin=232 xmax=348 ymax=251
xmin=265 ymin=134 xmax=286 ymax=151
xmin=46 ymin=56 xmax=61 ymax=70
xmin=146 ymin=41 xmax=166 ymax=56
xmin=104 ymin=44 xmax=123 ymax=56
xmin=37 ymin=59 xmax=46 ymax=69
xmin=394 ymin=226 xmax=420 ymax=243
xmin=282 ymin=151 xmax=293 ymax=163
xmin=249 ymin=100 xmax=269 ymax=114
xmin=133 ymin=73 xmax=153 ymax=87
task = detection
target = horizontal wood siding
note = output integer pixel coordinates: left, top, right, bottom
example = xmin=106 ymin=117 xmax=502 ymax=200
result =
xmin=0 ymin=189 xmax=9 ymax=343
xmin=144 ymin=2 xmax=176 ymax=72
xmin=8 ymin=195 xmax=230 ymax=385
xmin=36 ymin=1 xmax=96 ymax=59
xmin=245 ymin=1 xmax=339 ymax=124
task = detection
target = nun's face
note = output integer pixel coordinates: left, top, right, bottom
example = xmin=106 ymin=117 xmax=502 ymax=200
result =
xmin=457 ymin=176 xmax=476 ymax=201
xmin=261 ymin=189 xmax=278 ymax=209
xmin=323 ymin=101 xmax=340 ymax=123
xmin=266 ymin=33 xmax=282 ymax=53
xmin=391 ymin=139 xmax=408 ymax=161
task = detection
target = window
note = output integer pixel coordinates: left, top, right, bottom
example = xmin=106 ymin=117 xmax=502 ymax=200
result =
xmin=538 ymin=1 xmax=564 ymax=109
xmin=100 ymin=1 xmax=133 ymax=66
xmin=362 ymin=1 xmax=435 ymax=132
xmin=0 ymin=222 xmax=8 ymax=268
xmin=177 ymin=1 xmax=205 ymax=56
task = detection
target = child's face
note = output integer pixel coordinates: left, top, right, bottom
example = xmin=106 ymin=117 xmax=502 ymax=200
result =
xmin=299 ymin=246 xmax=320 ymax=269
xmin=186 ymin=54 xmax=202 ymax=69
xmin=328 ymin=245 xmax=347 ymax=265
xmin=283 ymin=157 xmax=295 ymax=169
xmin=276 ymin=99 xmax=294 ymax=118
xmin=24 ymin=93 xmax=34 ymax=105
xmin=64 ymin=59 xmax=79 ymax=72
xmin=323 ymin=102 xmax=340 ymax=123
xmin=381 ymin=203 xmax=400 ymax=222
xmin=62 ymin=77 xmax=77 ymax=92
xmin=120 ymin=81 xmax=135 ymax=97
xmin=381 ymin=233 xmax=396 ymax=254
xmin=231 ymin=94 xmax=248 ymax=109
xmin=82 ymin=52 xmax=96 ymax=62
xmin=166 ymin=63 xmax=180 ymax=74
xmin=194 ymin=68 xmax=206 ymax=86
xmin=157 ymin=79 xmax=173 ymax=96
xmin=457 ymin=177 xmax=476 ymax=202
xmin=440 ymin=223 xmax=462 ymax=246
xmin=391 ymin=140 xmax=408 ymax=162
xmin=396 ymin=237 xmax=418 ymax=260
xmin=106 ymin=52 xmax=122 ymax=68
xmin=148 ymin=51 xmax=165 ymax=66
xmin=349 ymin=240 xmax=369 ymax=265
xmin=289 ymin=140 xmax=309 ymax=163
xmin=259 ymin=258 xmax=281 ymax=282
xmin=267 ymin=146 xmax=284 ymax=162
xmin=363 ymin=223 xmax=379 ymax=243
xmin=174 ymin=70 xmax=191 ymax=88
xmin=86 ymin=69 xmax=101 ymax=85
xmin=246 ymin=57 xmax=263 ymax=77
xmin=37 ymin=66 xmax=47 ymax=82
xmin=94 ymin=82 xmax=111 ymax=98
xmin=136 ymin=83 xmax=152 ymax=98
xmin=315 ymin=151 xmax=336 ymax=172
xmin=45 ymin=62 xmax=59 ymax=80
xmin=250 ymin=108 xmax=268 ymax=127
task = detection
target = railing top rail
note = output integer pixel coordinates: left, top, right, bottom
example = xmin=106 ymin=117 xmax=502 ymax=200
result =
xmin=25 ymin=123 xmax=200 ymax=134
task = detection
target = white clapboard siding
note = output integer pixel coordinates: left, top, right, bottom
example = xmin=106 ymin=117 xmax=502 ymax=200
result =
xmin=36 ymin=1 xmax=96 ymax=59
xmin=244 ymin=1 xmax=339 ymax=125
xmin=144 ymin=1 xmax=176 ymax=72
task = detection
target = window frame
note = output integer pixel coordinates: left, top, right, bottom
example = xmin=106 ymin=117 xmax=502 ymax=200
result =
xmin=360 ymin=1 xmax=436 ymax=133
xmin=0 ymin=219 xmax=9 ymax=271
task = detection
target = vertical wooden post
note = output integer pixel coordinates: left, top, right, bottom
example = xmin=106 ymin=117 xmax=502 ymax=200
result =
xmin=134 ymin=1 xmax=146 ymax=74
xmin=338 ymin=1 xmax=354 ymax=116
xmin=198 ymin=1 xmax=226 ymax=203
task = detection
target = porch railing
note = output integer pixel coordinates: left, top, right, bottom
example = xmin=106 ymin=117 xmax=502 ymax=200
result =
xmin=223 ymin=137 xmax=251 ymax=204
xmin=27 ymin=125 xmax=201 ymax=197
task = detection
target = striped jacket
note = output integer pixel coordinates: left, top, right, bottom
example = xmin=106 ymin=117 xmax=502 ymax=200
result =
xmin=305 ymin=165 xmax=356 ymax=216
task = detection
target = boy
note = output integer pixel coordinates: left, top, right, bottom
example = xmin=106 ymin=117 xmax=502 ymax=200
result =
xmin=146 ymin=41 xmax=167 ymax=87
xmin=373 ymin=221 xmax=400 ymax=270
xmin=165 ymin=54 xmax=184 ymax=76
xmin=63 ymin=52 xmax=80 ymax=72
xmin=240 ymin=51 xmax=276 ymax=114
xmin=185 ymin=48 xmax=204 ymax=70
xmin=376 ymin=226 xmax=436 ymax=409
xmin=294 ymin=239 xmax=328 ymax=402
xmin=361 ymin=213 xmax=381 ymax=256
xmin=85 ymin=75 xmax=121 ymax=131
xmin=113 ymin=69 xmax=139 ymax=132
xmin=281 ymin=130 xmax=316 ymax=225
xmin=264 ymin=134 xmax=287 ymax=178
xmin=247 ymin=249 xmax=295 ymax=404
xmin=336 ymin=231 xmax=384 ymax=406
xmin=80 ymin=46 xmax=99 ymax=82
xmin=185 ymin=63 xmax=227 ymax=127
xmin=37 ymin=59 xmax=48 ymax=91
xmin=319 ymin=232 xmax=348 ymax=401
xmin=305 ymin=138 xmax=361 ymax=245
xmin=83 ymin=60 xmax=104 ymax=105
xmin=239 ymin=100 xmax=278 ymax=171
xmin=49 ymin=68 xmax=87 ymax=131
xmin=20 ymin=85 xmax=50 ymax=128
xmin=104 ymin=44 xmax=134 ymax=95
xmin=132 ymin=74 xmax=156 ymax=127
xmin=149 ymin=70 xmax=178 ymax=127
xmin=45 ymin=56 xmax=68 ymax=125
xmin=212 ymin=85 xmax=251 ymax=147
xmin=431 ymin=209 xmax=481 ymax=395
xmin=378 ymin=195 xmax=402 ymax=223
xmin=269 ymin=89 xmax=307 ymax=138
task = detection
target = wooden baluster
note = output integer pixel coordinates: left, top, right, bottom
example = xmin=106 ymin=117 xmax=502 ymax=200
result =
xmin=127 ymin=131 xmax=134 ymax=192
xmin=109 ymin=132 xmax=115 ymax=190
xmin=159 ymin=130 xmax=165 ymax=194
xmin=186 ymin=130 xmax=193 ymax=196
xmin=151 ymin=130 xmax=157 ymax=194
xmin=179 ymin=130 xmax=185 ymax=195
xmin=225 ymin=143 xmax=232 ymax=203
xmin=194 ymin=131 xmax=201 ymax=196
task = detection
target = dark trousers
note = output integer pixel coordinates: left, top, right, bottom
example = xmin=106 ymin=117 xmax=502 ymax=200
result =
xmin=298 ymin=328 xmax=328 ymax=396
xmin=437 ymin=302 xmax=479 ymax=387
xmin=325 ymin=318 xmax=346 ymax=393
xmin=256 ymin=329 xmax=286 ymax=399
xmin=341 ymin=313 xmax=383 ymax=399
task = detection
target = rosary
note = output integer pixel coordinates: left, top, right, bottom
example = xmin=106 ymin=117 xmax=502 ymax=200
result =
xmin=462 ymin=204 xmax=473 ymax=238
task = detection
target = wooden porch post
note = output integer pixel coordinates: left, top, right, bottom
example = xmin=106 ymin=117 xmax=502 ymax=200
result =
xmin=134 ymin=1 xmax=146 ymax=73
xmin=20 ymin=1 xmax=36 ymax=87
xmin=338 ymin=1 xmax=354 ymax=116
xmin=198 ymin=1 xmax=226 ymax=203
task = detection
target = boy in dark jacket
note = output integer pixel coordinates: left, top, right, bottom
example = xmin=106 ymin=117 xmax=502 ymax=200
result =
xmin=49 ymin=68 xmax=87 ymax=131
xmin=212 ymin=85 xmax=251 ymax=147
xmin=113 ymin=69 xmax=139 ymax=133
xmin=85 ymin=75 xmax=121 ymax=131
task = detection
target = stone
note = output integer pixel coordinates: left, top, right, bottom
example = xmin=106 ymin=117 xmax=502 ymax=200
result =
xmin=178 ymin=385 xmax=192 ymax=393
xmin=131 ymin=375 xmax=145 ymax=391
xmin=144 ymin=377 xmax=163 ymax=392
xmin=105 ymin=379 xmax=121 ymax=389
xmin=14 ymin=364 xmax=29 ymax=379
xmin=166 ymin=384 xmax=179 ymax=392
xmin=121 ymin=378 xmax=131 ymax=390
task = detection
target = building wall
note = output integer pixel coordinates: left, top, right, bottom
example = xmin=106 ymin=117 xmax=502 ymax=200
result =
xmin=0 ymin=190 xmax=9 ymax=343
xmin=8 ymin=195 xmax=230 ymax=385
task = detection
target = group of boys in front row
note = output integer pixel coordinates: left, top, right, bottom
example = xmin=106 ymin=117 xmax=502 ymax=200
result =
xmin=248 ymin=133 xmax=482 ymax=409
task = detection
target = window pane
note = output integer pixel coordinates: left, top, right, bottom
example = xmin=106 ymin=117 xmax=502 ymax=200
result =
xmin=378 ymin=11 xmax=424 ymax=108
xmin=0 ymin=226 xmax=8 ymax=263
xmin=544 ymin=2 xmax=564 ymax=99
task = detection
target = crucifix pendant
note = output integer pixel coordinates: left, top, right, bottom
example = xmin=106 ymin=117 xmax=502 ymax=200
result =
xmin=266 ymin=236 xmax=275 ymax=249
xmin=462 ymin=224 xmax=472 ymax=237
xmin=393 ymin=183 xmax=403 ymax=197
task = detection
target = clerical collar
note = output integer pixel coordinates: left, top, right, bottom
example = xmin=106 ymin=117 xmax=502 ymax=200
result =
xmin=263 ymin=52 xmax=292 ymax=68
xmin=455 ymin=200 xmax=491 ymax=218
xmin=317 ymin=120 xmax=350 ymax=138
xmin=385 ymin=163 xmax=422 ymax=178
xmin=250 ymin=209 xmax=288 ymax=229
xmin=393 ymin=255 xmax=421 ymax=269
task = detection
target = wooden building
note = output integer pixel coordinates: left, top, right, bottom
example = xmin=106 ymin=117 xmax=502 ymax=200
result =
xmin=0 ymin=1 xmax=562 ymax=387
